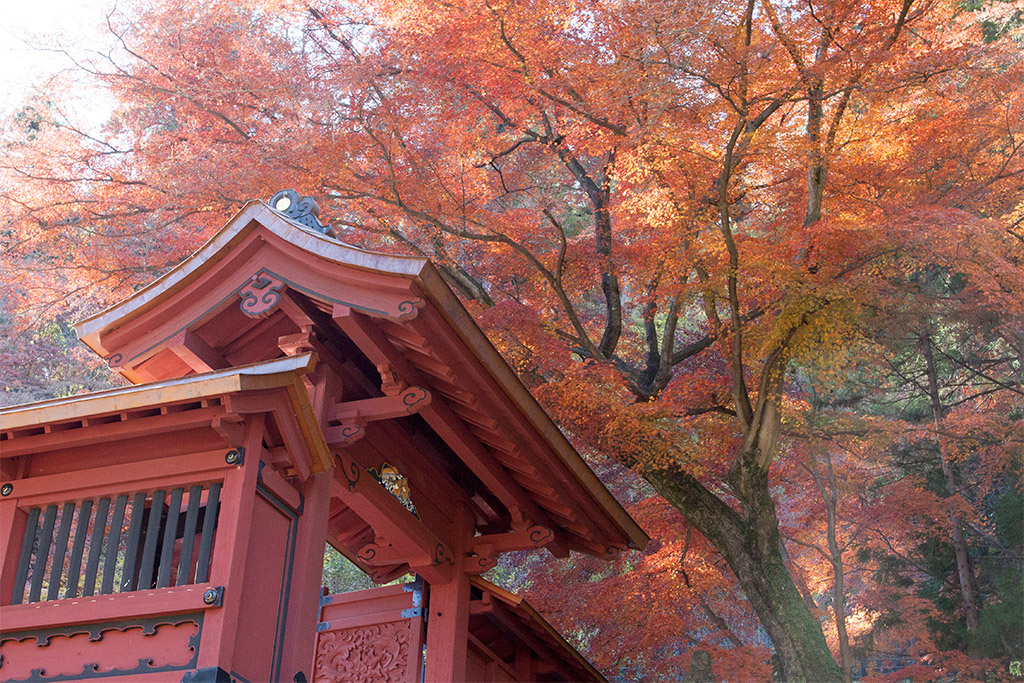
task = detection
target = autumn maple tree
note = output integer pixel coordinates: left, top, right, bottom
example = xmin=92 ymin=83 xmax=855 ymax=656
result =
xmin=2 ymin=0 xmax=1022 ymax=679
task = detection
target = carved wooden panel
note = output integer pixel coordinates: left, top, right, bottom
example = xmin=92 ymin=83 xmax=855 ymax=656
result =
xmin=314 ymin=620 xmax=419 ymax=683
xmin=313 ymin=583 xmax=425 ymax=683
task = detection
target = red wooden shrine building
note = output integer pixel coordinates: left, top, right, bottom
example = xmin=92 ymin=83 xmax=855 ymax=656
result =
xmin=0 ymin=192 xmax=649 ymax=682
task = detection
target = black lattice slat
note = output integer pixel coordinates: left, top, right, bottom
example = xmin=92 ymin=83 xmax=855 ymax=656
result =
xmin=27 ymin=505 xmax=58 ymax=603
xmin=100 ymin=494 xmax=128 ymax=595
xmin=12 ymin=482 xmax=221 ymax=604
xmin=81 ymin=496 xmax=110 ymax=597
xmin=66 ymin=499 xmax=93 ymax=599
xmin=177 ymin=485 xmax=203 ymax=585
xmin=47 ymin=502 xmax=75 ymax=601
xmin=157 ymin=487 xmax=184 ymax=589
xmin=121 ymin=492 xmax=147 ymax=592
xmin=195 ymin=483 xmax=221 ymax=583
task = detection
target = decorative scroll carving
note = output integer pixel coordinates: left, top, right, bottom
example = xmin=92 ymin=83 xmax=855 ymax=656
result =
xmin=432 ymin=543 xmax=454 ymax=567
xmin=331 ymin=387 xmax=432 ymax=424
xmin=314 ymin=622 xmax=415 ymax=683
xmin=400 ymin=386 xmax=429 ymax=412
xmin=392 ymin=298 xmax=425 ymax=322
xmin=326 ymin=389 xmax=430 ymax=450
xmin=337 ymin=453 xmax=361 ymax=491
xmin=238 ymin=271 xmax=285 ymax=317
xmin=529 ymin=526 xmax=554 ymax=545
xmin=470 ymin=525 xmax=554 ymax=558
xmin=470 ymin=550 xmax=498 ymax=573
xmin=369 ymin=565 xmax=410 ymax=585
xmin=603 ymin=544 xmax=627 ymax=560
xmin=326 ymin=423 xmax=365 ymax=447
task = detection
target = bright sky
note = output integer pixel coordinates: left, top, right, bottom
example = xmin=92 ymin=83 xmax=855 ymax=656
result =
xmin=0 ymin=0 xmax=116 ymax=115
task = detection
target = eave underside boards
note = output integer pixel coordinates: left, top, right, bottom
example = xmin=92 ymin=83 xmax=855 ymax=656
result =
xmin=368 ymin=315 xmax=625 ymax=556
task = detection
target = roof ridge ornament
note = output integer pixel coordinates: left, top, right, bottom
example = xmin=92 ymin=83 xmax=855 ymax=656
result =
xmin=268 ymin=189 xmax=333 ymax=236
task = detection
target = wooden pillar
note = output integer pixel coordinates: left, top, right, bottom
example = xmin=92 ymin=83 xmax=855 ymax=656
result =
xmin=424 ymin=569 xmax=472 ymax=682
xmin=281 ymin=469 xmax=332 ymax=680
xmin=0 ymin=501 xmax=28 ymax=605
xmin=196 ymin=414 xmax=265 ymax=671
xmin=424 ymin=498 xmax=473 ymax=682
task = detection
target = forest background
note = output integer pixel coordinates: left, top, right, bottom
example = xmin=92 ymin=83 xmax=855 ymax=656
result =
xmin=1 ymin=0 xmax=1022 ymax=680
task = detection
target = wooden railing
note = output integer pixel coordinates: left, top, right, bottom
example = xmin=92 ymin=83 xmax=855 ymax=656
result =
xmin=10 ymin=483 xmax=221 ymax=605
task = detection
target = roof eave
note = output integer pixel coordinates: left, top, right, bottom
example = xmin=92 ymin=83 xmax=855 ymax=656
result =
xmin=0 ymin=354 xmax=317 ymax=431
xmin=74 ymin=201 xmax=430 ymax=357
xmin=413 ymin=265 xmax=650 ymax=551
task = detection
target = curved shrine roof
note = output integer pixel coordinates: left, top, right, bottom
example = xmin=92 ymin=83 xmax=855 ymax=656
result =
xmin=69 ymin=199 xmax=649 ymax=558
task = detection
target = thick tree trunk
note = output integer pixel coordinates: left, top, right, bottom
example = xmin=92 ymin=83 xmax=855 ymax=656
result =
xmin=648 ymin=467 xmax=842 ymax=681
xmin=922 ymin=334 xmax=980 ymax=631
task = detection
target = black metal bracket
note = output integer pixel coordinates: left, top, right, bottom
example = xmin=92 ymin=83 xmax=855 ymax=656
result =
xmin=202 ymin=586 xmax=224 ymax=607
xmin=224 ymin=448 xmax=244 ymax=466
xmin=181 ymin=667 xmax=232 ymax=683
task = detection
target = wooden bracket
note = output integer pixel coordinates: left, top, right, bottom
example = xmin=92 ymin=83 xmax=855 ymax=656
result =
xmin=471 ymin=526 xmax=554 ymax=556
xmin=324 ymin=421 xmax=365 ymax=447
xmin=467 ymin=544 xmax=498 ymax=574
xmin=278 ymin=329 xmax=316 ymax=357
xmin=329 ymin=386 xmax=431 ymax=424
xmin=329 ymin=451 xmax=454 ymax=584
xmin=357 ymin=541 xmax=417 ymax=567
xmin=169 ymin=330 xmax=228 ymax=373
xmin=377 ymin=363 xmax=405 ymax=396
xmin=211 ymin=414 xmax=245 ymax=447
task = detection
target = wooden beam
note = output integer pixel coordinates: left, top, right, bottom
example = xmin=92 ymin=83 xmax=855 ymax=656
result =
xmin=281 ymin=469 xmax=333 ymax=679
xmin=486 ymin=601 xmax=564 ymax=671
xmin=356 ymin=541 xmax=409 ymax=566
xmin=197 ymin=413 xmax=265 ymax=670
xmin=225 ymin=389 xmax=313 ymax=480
xmin=515 ymin=645 xmax=533 ymax=682
xmin=324 ymin=422 xmax=366 ymax=447
xmin=471 ymin=526 xmax=555 ymax=554
xmin=168 ymin=329 xmax=229 ymax=373
xmin=418 ymin=402 xmax=567 ymax=557
xmin=328 ymin=450 xmax=454 ymax=585
xmin=329 ymin=386 xmax=431 ymax=423
xmin=360 ymin=420 xmax=475 ymax=525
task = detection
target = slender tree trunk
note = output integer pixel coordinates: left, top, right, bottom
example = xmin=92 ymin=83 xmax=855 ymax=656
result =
xmin=804 ymin=83 xmax=826 ymax=228
xmin=922 ymin=334 xmax=979 ymax=631
xmin=809 ymin=446 xmax=854 ymax=683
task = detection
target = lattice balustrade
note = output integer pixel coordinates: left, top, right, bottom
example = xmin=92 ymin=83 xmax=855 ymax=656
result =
xmin=10 ymin=483 xmax=222 ymax=604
